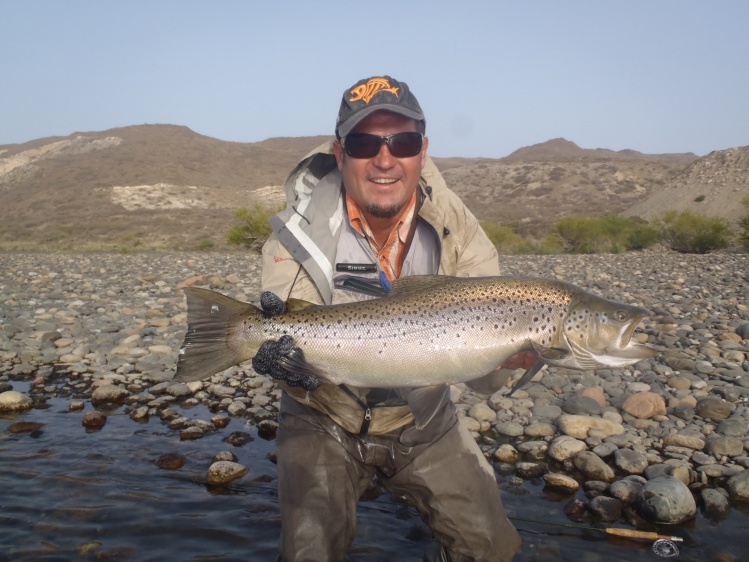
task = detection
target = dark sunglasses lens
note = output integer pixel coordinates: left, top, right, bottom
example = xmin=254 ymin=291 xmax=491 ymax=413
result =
xmin=345 ymin=134 xmax=381 ymax=158
xmin=345 ymin=133 xmax=423 ymax=158
xmin=389 ymin=132 xmax=423 ymax=157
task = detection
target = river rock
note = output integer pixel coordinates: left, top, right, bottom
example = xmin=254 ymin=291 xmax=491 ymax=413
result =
xmin=614 ymin=448 xmax=649 ymax=474
xmin=557 ymin=414 xmax=625 ymax=439
xmin=726 ymin=469 xmax=749 ymax=501
xmin=621 ymin=392 xmax=666 ymax=419
xmin=701 ymin=488 xmax=731 ymax=519
xmin=91 ymin=384 xmax=130 ymax=405
xmin=663 ymin=433 xmax=706 ymax=450
xmin=543 ymin=472 xmax=579 ymax=492
xmin=0 ymin=390 xmax=32 ymax=412
xmin=695 ymin=397 xmax=732 ymax=421
xmin=638 ymin=475 xmax=696 ymax=524
xmin=717 ymin=418 xmax=748 ymax=437
xmin=82 ymin=411 xmax=107 ymax=430
xmin=206 ymin=461 xmax=249 ymax=485
xmin=494 ymin=444 xmax=520 ymax=464
xmin=609 ymin=478 xmax=644 ymax=505
xmin=562 ymin=396 xmax=602 ymax=416
xmin=549 ymin=435 xmax=587 ymax=462
xmin=707 ymin=436 xmax=745 ymax=457
xmin=588 ymin=496 xmax=623 ymax=522
xmin=575 ymin=386 xmax=606 ymax=407
xmin=573 ymin=451 xmax=615 ymax=482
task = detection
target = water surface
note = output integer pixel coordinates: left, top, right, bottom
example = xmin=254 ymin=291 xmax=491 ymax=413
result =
xmin=1 ymin=382 xmax=745 ymax=562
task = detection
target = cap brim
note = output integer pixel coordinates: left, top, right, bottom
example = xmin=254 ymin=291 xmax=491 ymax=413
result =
xmin=337 ymin=104 xmax=424 ymax=138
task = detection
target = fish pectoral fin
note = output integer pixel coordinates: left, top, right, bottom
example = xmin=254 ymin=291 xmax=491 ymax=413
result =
xmin=529 ymin=341 xmax=570 ymax=362
xmin=506 ymin=360 xmax=545 ymax=397
xmin=407 ymin=385 xmax=450 ymax=430
xmin=276 ymin=347 xmax=326 ymax=378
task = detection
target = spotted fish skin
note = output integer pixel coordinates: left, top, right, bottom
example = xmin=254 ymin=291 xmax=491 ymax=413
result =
xmin=175 ymin=275 xmax=655 ymax=387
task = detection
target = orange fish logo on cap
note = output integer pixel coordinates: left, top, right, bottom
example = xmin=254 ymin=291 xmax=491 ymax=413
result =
xmin=349 ymin=78 xmax=399 ymax=104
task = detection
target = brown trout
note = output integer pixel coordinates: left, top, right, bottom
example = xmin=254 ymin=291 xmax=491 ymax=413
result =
xmin=174 ymin=275 xmax=655 ymax=390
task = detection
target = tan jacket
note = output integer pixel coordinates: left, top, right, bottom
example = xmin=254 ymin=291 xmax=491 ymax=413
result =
xmin=261 ymin=141 xmax=500 ymax=434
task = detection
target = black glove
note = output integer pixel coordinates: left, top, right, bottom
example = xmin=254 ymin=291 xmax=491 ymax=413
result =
xmin=259 ymin=291 xmax=286 ymax=316
xmin=251 ymin=314 xmax=321 ymax=392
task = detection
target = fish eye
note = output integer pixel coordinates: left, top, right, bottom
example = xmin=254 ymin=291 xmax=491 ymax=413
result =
xmin=614 ymin=310 xmax=628 ymax=322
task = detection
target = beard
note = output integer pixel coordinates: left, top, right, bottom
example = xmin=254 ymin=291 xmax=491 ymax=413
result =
xmin=366 ymin=202 xmax=402 ymax=219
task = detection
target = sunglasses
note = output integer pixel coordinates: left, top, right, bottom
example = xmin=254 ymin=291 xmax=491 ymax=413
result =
xmin=343 ymin=132 xmax=424 ymax=159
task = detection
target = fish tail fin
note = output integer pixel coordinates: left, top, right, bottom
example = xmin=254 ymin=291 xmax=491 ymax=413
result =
xmin=174 ymin=287 xmax=259 ymax=382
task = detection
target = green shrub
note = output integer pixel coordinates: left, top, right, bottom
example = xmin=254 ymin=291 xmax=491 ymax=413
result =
xmin=656 ymin=210 xmax=730 ymax=254
xmin=226 ymin=204 xmax=283 ymax=250
xmin=480 ymin=222 xmax=564 ymax=255
xmin=552 ymin=215 xmax=658 ymax=254
xmin=739 ymin=197 xmax=749 ymax=251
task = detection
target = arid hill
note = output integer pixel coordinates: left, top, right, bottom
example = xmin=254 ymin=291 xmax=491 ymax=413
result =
xmin=3 ymin=125 xmax=743 ymax=252
xmin=622 ymin=145 xmax=749 ymax=224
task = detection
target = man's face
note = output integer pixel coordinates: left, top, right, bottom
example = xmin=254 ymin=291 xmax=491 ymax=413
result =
xmin=333 ymin=111 xmax=428 ymax=219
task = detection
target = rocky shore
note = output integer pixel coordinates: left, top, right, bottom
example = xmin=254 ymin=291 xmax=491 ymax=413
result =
xmin=2 ymin=251 xmax=748 ymax=529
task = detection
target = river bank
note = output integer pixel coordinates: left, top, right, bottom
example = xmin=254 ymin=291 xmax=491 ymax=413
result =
xmin=1 ymin=250 xmax=748 ymax=560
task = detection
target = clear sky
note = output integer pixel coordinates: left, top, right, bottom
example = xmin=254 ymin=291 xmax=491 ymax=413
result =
xmin=1 ymin=1 xmax=747 ymax=158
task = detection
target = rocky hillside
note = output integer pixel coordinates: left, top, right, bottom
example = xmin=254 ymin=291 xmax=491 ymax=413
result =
xmin=623 ymin=146 xmax=749 ymax=224
xmin=4 ymin=125 xmax=743 ymax=251
xmin=440 ymin=138 xmax=696 ymax=235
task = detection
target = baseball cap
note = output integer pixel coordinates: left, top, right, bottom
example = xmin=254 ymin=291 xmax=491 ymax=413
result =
xmin=335 ymin=76 xmax=425 ymax=139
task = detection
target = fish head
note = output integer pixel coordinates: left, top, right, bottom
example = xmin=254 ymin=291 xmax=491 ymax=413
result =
xmin=547 ymin=290 xmax=656 ymax=371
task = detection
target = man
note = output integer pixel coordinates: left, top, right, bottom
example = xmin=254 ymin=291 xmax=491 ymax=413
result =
xmin=261 ymin=76 xmax=521 ymax=561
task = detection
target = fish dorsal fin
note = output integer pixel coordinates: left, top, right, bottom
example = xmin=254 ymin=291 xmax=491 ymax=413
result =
xmin=389 ymin=275 xmax=456 ymax=297
xmin=285 ymin=298 xmax=319 ymax=312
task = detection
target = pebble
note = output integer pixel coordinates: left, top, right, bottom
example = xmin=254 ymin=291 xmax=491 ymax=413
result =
xmin=0 ymin=390 xmax=32 ymax=412
xmin=2 ymin=251 xmax=749 ymax=529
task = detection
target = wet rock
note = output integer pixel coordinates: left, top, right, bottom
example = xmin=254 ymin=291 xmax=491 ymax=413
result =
xmin=223 ymin=431 xmax=253 ymax=447
xmin=564 ymin=498 xmax=587 ymax=521
xmin=609 ymin=478 xmax=644 ymax=505
xmin=494 ymin=444 xmax=520 ymax=464
xmin=495 ymin=421 xmax=524 ymax=437
xmin=180 ymin=426 xmax=205 ymax=440
xmin=206 ymin=461 xmax=249 ymax=485
xmin=0 ymin=390 xmax=33 ymax=412
xmin=8 ymin=421 xmax=44 ymax=434
xmin=211 ymin=415 xmax=230 ymax=429
xmin=257 ymin=419 xmax=279 ymax=440
xmin=588 ymin=496 xmax=623 ymax=522
xmin=82 ymin=411 xmax=107 ymax=430
xmin=543 ymin=472 xmax=579 ymax=493
xmin=701 ymin=488 xmax=731 ymax=519
xmin=213 ymin=451 xmax=238 ymax=462
xmin=621 ymin=392 xmax=666 ymax=419
xmin=638 ymin=475 xmax=696 ymax=524
xmin=573 ymin=451 xmax=615 ymax=482
xmin=91 ymin=384 xmax=130 ymax=405
xmin=516 ymin=462 xmax=546 ymax=479
xmin=156 ymin=452 xmax=187 ymax=470
xmin=69 ymin=401 xmax=85 ymax=412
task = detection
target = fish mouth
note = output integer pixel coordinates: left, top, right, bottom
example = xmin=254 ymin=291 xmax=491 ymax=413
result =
xmin=605 ymin=312 xmax=656 ymax=360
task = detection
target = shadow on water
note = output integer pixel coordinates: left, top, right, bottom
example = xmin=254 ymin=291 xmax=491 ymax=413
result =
xmin=1 ymin=383 xmax=746 ymax=562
